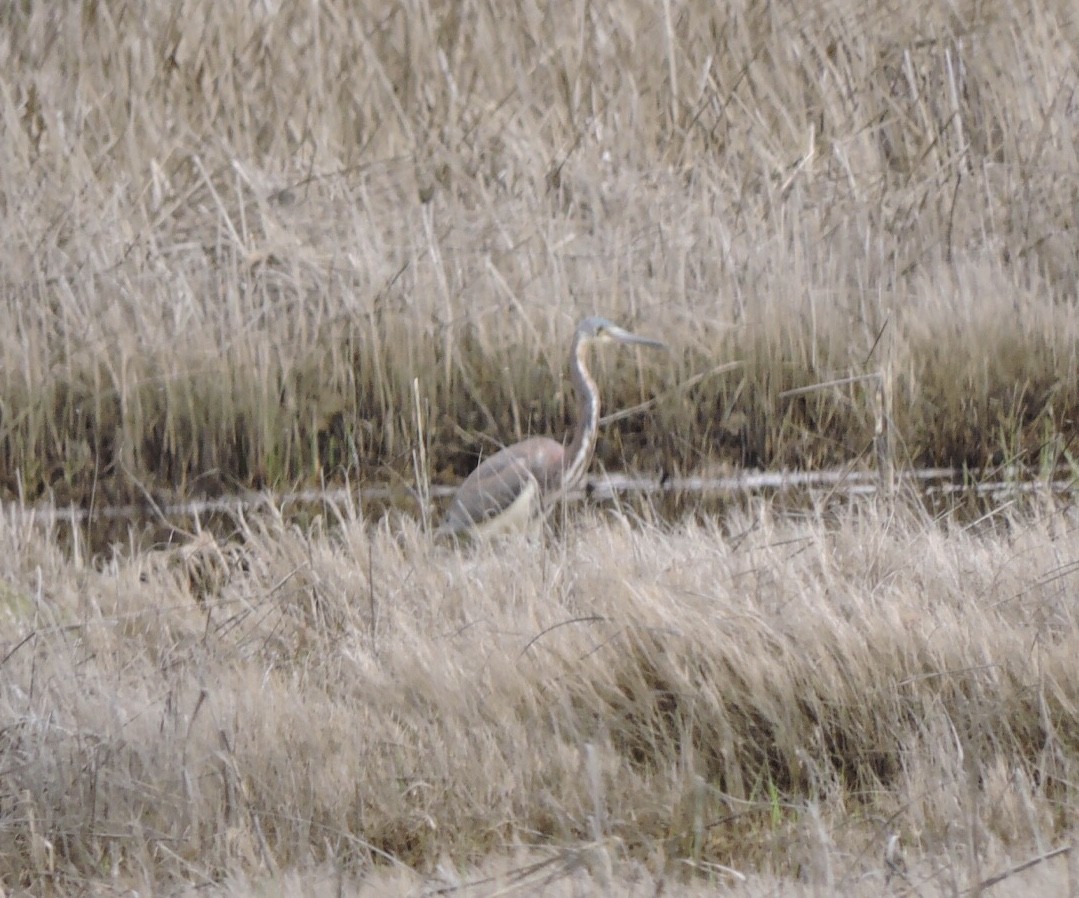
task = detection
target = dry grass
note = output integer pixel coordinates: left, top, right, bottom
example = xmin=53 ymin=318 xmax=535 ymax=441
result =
xmin=7 ymin=0 xmax=1079 ymax=894
xmin=4 ymin=494 xmax=1079 ymax=893
xmin=3 ymin=0 xmax=1079 ymax=504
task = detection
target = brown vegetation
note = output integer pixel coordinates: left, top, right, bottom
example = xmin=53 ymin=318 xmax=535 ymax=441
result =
xmin=5 ymin=0 xmax=1079 ymax=893
xmin=2 ymin=0 xmax=1079 ymax=505
xmin=4 ymin=498 xmax=1079 ymax=893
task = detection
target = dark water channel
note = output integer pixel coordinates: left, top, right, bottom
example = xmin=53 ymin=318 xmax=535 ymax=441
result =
xmin=7 ymin=466 xmax=1077 ymax=563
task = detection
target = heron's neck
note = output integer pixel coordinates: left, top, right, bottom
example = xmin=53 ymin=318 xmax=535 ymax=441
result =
xmin=562 ymin=337 xmax=600 ymax=490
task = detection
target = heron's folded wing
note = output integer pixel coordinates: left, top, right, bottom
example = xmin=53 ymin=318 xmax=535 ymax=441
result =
xmin=439 ymin=458 xmax=539 ymax=533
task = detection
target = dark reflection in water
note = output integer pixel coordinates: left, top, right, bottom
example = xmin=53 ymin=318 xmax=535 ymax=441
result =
xmin=9 ymin=467 xmax=1078 ymax=561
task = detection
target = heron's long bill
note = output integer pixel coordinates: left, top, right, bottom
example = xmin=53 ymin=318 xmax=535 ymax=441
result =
xmin=606 ymin=326 xmax=665 ymax=349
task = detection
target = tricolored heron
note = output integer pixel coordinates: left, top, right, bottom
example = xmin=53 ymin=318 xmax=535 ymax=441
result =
xmin=438 ymin=316 xmax=664 ymax=538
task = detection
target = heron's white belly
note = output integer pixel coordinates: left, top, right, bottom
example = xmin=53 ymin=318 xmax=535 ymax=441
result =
xmin=471 ymin=475 xmax=542 ymax=536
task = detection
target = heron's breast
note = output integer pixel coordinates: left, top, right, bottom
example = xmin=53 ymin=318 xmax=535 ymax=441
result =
xmin=515 ymin=437 xmax=566 ymax=491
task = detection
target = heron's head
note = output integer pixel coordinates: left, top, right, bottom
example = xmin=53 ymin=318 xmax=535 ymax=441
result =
xmin=577 ymin=316 xmax=665 ymax=350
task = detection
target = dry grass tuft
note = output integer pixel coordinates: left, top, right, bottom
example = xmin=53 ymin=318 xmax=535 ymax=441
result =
xmin=4 ymin=497 xmax=1079 ymax=892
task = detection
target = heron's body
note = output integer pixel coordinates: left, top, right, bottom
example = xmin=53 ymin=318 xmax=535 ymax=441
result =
xmin=438 ymin=317 xmax=663 ymax=538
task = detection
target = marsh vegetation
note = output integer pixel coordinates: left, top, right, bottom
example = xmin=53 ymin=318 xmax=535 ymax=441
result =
xmin=4 ymin=0 xmax=1079 ymax=893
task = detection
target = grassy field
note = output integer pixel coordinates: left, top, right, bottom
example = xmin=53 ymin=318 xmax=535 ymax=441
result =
xmin=3 ymin=0 xmax=1079 ymax=505
xmin=5 ymin=0 xmax=1079 ymax=893
xmin=4 ymin=497 xmax=1079 ymax=894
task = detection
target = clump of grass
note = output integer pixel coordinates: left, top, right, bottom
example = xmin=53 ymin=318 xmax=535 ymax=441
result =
xmin=2 ymin=496 xmax=1079 ymax=892
xmin=3 ymin=1 xmax=1079 ymax=502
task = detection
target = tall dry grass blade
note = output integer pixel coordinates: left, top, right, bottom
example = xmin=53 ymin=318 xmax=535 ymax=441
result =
xmin=412 ymin=376 xmax=433 ymax=533
xmin=874 ymin=369 xmax=895 ymax=498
